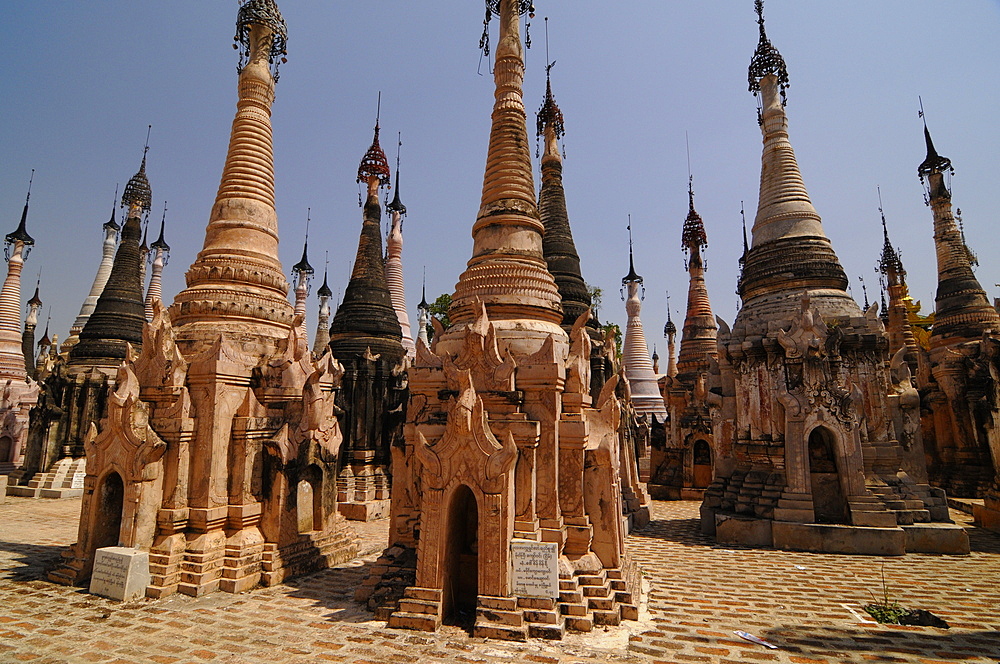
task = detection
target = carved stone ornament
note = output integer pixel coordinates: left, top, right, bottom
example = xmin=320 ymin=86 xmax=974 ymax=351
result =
xmin=777 ymin=293 xmax=827 ymax=360
xmin=296 ymin=367 xmax=344 ymax=459
xmin=415 ymin=367 xmax=517 ymax=494
xmin=134 ymin=299 xmax=188 ymax=389
xmin=452 ymin=299 xmax=516 ymax=392
xmin=565 ymin=309 xmax=593 ymax=395
xmin=889 ymin=347 xmax=921 ymax=448
xmin=88 ymin=361 xmax=167 ymax=482
xmin=261 ymin=314 xmax=313 ymax=391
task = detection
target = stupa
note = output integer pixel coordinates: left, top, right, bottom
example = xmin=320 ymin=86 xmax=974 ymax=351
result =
xmin=701 ymin=1 xmax=966 ymax=555
xmin=327 ymin=117 xmax=407 ymax=522
xmin=356 ymin=0 xmax=640 ymax=640
xmin=0 ymin=173 xmax=40 ymax=473
xmin=652 ymin=179 xmax=721 ymax=500
xmin=49 ymin=0 xmax=358 ymax=595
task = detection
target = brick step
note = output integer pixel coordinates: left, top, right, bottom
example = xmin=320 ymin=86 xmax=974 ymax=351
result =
xmin=388 ymin=610 xmax=439 ymax=632
xmin=564 ymin=612 xmax=594 ymax=632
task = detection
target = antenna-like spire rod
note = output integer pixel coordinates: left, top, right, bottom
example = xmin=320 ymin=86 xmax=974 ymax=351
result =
xmin=25 ymin=169 xmax=34 ymax=204
xmin=143 ymin=125 xmax=151 ymax=158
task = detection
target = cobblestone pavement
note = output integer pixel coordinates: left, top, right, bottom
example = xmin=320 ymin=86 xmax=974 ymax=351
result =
xmin=1 ymin=496 xmax=998 ymax=664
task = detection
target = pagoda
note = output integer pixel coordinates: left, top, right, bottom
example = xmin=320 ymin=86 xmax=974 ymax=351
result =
xmin=357 ymin=0 xmax=641 ymax=639
xmin=327 ymin=117 xmax=407 ymax=522
xmin=50 ymin=0 xmax=358 ymax=595
xmin=701 ymin=1 xmax=965 ymax=555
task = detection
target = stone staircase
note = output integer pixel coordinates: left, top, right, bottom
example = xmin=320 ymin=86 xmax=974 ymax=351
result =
xmin=260 ymin=522 xmax=359 ymax=587
xmin=7 ymin=457 xmax=86 ymax=498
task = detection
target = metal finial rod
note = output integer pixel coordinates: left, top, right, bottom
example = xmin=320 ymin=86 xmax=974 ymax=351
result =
xmin=143 ymin=125 xmax=152 ymax=157
xmin=375 ymin=91 xmax=381 ymax=129
xmin=918 ymin=95 xmax=926 ymax=125
xmin=396 ymin=132 xmax=402 ymax=171
xmin=627 ymin=214 xmax=633 ymax=252
xmin=25 ymin=169 xmax=35 ymax=203
xmin=544 ymin=16 xmax=551 ymax=71
xmin=305 ymin=207 xmax=310 ymax=241
xmin=877 ymin=185 xmax=887 ymax=231
xmin=685 ymin=132 xmax=692 ymax=180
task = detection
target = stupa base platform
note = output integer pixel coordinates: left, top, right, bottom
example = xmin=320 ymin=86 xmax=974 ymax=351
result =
xmin=973 ymin=492 xmax=1000 ymax=535
xmin=704 ymin=510 xmax=970 ymax=555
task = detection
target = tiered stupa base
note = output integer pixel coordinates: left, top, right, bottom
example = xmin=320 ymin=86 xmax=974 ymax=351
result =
xmin=358 ymin=550 xmax=640 ymax=641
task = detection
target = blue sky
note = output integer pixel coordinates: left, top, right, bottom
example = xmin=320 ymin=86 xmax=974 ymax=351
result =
xmin=3 ymin=2 xmax=999 ymax=350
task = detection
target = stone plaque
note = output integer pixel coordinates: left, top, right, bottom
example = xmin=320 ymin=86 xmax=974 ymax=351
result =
xmin=511 ymin=540 xmax=559 ymax=598
xmin=89 ymin=547 xmax=150 ymax=601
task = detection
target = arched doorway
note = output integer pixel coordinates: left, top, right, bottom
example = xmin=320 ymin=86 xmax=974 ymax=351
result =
xmin=808 ymin=427 xmax=848 ymax=524
xmin=94 ymin=472 xmax=124 ymax=550
xmin=297 ymin=465 xmax=324 ymax=534
xmin=442 ymin=484 xmax=478 ymax=627
xmin=0 ymin=435 xmax=12 ymax=463
xmin=693 ymin=440 xmax=712 ymax=488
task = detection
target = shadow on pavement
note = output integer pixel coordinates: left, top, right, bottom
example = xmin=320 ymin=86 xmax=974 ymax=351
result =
xmin=759 ymin=624 xmax=1000 ymax=661
xmin=0 ymin=540 xmax=66 ymax=583
xmin=281 ymin=557 xmax=380 ymax=624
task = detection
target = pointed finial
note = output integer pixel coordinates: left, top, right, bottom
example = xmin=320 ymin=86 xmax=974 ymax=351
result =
xmin=386 ymin=132 xmax=407 ymax=215
xmin=748 ymin=0 xmax=789 ymax=105
xmin=622 ymin=215 xmax=643 ymax=285
xmin=6 ymin=169 xmax=36 ymax=249
xmin=151 ymin=201 xmax=170 ymax=252
xmin=27 ymin=272 xmax=42 ymax=308
xmin=317 ymin=251 xmax=332 ymax=298
xmin=293 ymin=208 xmax=315 ymax=275
xmin=536 ymin=20 xmax=564 ymax=144
xmin=418 ymin=266 xmax=429 ymax=310
xmin=235 ymin=0 xmax=288 ymax=80
xmin=917 ymin=99 xmax=953 ymax=183
xmin=877 ymin=187 xmax=902 ymax=278
xmin=859 ymin=275 xmax=869 ymax=310
xmin=664 ymin=292 xmax=676 ymax=337
xmin=681 ymin=173 xmax=708 ymax=256
xmin=105 ymin=184 xmax=121 ymax=231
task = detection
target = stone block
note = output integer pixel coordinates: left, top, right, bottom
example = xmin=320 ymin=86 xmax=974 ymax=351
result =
xmin=973 ymin=502 xmax=1000 ymax=534
xmin=850 ymin=510 xmax=898 ymax=528
xmin=714 ymin=513 xmax=772 ymax=547
xmin=0 ymin=475 xmax=6 ymax=504
xmin=901 ymin=523 xmax=970 ymax=554
xmin=89 ymin=547 xmax=151 ymax=601
xmin=772 ymin=522 xmax=905 ymax=556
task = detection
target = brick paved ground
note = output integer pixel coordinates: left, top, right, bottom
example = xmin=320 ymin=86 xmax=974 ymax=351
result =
xmin=1 ymin=496 xmax=997 ymax=664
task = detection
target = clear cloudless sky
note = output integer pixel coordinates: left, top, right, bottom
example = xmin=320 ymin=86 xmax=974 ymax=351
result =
xmin=2 ymin=1 xmax=999 ymax=353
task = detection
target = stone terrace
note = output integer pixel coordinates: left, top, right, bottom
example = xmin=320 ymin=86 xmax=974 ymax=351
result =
xmin=1 ymin=497 xmax=997 ymax=664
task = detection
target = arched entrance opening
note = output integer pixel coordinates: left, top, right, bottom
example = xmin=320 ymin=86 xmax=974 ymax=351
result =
xmin=94 ymin=471 xmax=124 ymax=550
xmin=808 ymin=427 xmax=849 ymax=524
xmin=297 ymin=465 xmax=324 ymax=534
xmin=442 ymin=484 xmax=478 ymax=627
xmin=0 ymin=435 xmax=12 ymax=463
xmin=693 ymin=439 xmax=712 ymax=488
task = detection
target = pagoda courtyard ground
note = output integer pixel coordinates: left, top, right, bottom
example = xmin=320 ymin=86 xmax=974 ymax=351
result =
xmin=1 ymin=497 xmax=997 ymax=664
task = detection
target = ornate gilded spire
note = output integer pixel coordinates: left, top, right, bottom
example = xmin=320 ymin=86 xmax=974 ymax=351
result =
xmin=444 ymin=0 xmax=563 ymax=353
xmin=235 ymin=0 xmax=287 ymax=81
xmin=122 ymin=129 xmax=153 ymax=218
xmin=171 ymin=0 xmax=294 ymax=351
xmin=357 ymin=98 xmax=391 ymax=189
xmin=748 ymin=0 xmax=789 ymax=108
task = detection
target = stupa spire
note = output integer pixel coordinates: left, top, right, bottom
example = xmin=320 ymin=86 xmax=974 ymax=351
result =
xmin=0 ymin=170 xmax=36 ymax=379
xmin=663 ymin=293 xmax=678 ymax=379
xmin=537 ymin=48 xmax=594 ymax=334
xmin=384 ymin=134 xmax=415 ymax=358
xmin=621 ymin=220 xmax=667 ymax=420
xmin=737 ymin=0 xmax=854 ymax=327
xmin=445 ymin=0 xmax=564 ymax=353
xmin=70 ymin=150 xmax=149 ymax=365
xmin=292 ymin=210 xmax=314 ymax=340
xmin=676 ymin=176 xmax=717 ymax=380
xmin=875 ymin=191 xmax=919 ymax=359
xmin=312 ymin=253 xmax=332 ymax=357
xmin=144 ymin=202 xmax=170 ymax=320
xmin=416 ymin=270 xmax=430 ymax=348
xmin=22 ymin=277 xmax=42 ymax=377
xmin=328 ymin=106 xmax=403 ymax=362
xmin=170 ymin=0 xmax=294 ymax=352
xmin=917 ymin=116 xmax=999 ymax=346
xmin=65 ymin=185 xmax=121 ymax=348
